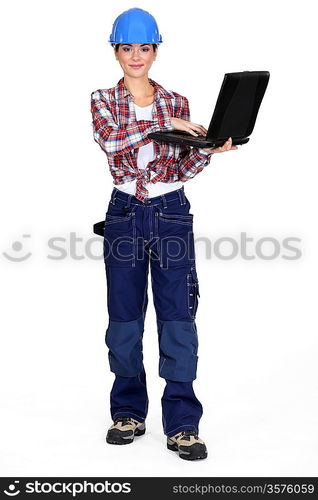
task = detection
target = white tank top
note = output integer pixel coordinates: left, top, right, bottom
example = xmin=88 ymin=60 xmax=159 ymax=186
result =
xmin=115 ymin=102 xmax=184 ymax=198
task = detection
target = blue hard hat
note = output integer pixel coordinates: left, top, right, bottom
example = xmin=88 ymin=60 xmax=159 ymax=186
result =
xmin=109 ymin=7 xmax=163 ymax=45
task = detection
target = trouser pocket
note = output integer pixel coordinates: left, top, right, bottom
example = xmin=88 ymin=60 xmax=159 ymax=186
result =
xmin=187 ymin=265 xmax=200 ymax=320
xmin=103 ymin=211 xmax=136 ymax=268
xmin=155 ymin=210 xmax=195 ymax=269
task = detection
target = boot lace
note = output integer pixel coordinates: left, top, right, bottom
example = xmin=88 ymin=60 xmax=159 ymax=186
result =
xmin=177 ymin=430 xmax=199 ymax=441
xmin=114 ymin=417 xmax=135 ymax=427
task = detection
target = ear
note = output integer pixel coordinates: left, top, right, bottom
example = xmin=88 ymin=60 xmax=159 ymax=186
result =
xmin=112 ymin=44 xmax=119 ymax=59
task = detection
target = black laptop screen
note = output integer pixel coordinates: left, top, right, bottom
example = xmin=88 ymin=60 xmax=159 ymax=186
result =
xmin=207 ymin=71 xmax=269 ymax=139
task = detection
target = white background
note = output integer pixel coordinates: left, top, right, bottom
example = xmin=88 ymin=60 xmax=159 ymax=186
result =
xmin=1 ymin=0 xmax=317 ymax=477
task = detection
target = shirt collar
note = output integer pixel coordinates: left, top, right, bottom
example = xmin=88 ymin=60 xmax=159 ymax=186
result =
xmin=116 ymin=76 xmax=174 ymax=101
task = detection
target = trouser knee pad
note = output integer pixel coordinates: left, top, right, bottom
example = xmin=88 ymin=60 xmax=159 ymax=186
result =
xmin=105 ymin=316 xmax=145 ymax=377
xmin=157 ymin=319 xmax=199 ymax=382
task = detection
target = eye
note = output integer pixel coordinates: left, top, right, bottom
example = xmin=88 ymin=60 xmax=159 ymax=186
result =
xmin=123 ymin=47 xmax=131 ymax=52
xmin=141 ymin=47 xmax=150 ymax=52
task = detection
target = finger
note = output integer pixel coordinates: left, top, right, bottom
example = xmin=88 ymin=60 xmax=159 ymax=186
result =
xmin=188 ymin=128 xmax=200 ymax=137
xmin=210 ymin=138 xmax=233 ymax=151
xmin=199 ymin=126 xmax=208 ymax=135
xmin=222 ymin=143 xmax=237 ymax=152
xmin=218 ymin=145 xmax=229 ymax=153
xmin=189 ymin=123 xmax=207 ymax=136
xmin=223 ymin=138 xmax=232 ymax=151
xmin=189 ymin=122 xmax=206 ymax=131
xmin=199 ymin=125 xmax=208 ymax=135
xmin=223 ymin=137 xmax=232 ymax=145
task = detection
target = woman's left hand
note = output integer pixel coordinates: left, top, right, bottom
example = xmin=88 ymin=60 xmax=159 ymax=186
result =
xmin=201 ymin=137 xmax=238 ymax=154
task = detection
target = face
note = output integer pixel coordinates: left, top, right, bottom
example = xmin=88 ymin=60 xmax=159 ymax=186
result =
xmin=114 ymin=44 xmax=157 ymax=78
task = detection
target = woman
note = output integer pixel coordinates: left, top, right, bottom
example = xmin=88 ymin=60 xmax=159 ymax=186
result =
xmin=91 ymin=7 xmax=237 ymax=461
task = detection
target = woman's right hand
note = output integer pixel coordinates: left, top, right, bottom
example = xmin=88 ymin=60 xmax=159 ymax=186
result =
xmin=170 ymin=117 xmax=207 ymax=137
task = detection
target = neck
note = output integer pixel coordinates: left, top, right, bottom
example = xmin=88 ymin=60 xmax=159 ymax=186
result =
xmin=123 ymin=74 xmax=154 ymax=99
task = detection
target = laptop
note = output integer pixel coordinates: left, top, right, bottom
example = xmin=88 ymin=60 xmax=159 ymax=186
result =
xmin=148 ymin=70 xmax=270 ymax=148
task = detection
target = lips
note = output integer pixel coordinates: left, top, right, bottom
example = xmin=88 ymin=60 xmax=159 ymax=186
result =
xmin=130 ymin=65 xmax=143 ymax=69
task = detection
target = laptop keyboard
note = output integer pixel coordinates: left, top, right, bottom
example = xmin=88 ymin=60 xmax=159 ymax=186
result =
xmin=170 ymin=132 xmax=207 ymax=141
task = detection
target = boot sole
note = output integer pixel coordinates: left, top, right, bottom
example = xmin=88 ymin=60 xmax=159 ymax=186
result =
xmin=106 ymin=425 xmax=146 ymax=445
xmin=167 ymin=440 xmax=208 ymax=460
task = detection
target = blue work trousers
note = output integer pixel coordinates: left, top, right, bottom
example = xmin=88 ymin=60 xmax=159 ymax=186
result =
xmin=103 ymin=186 xmax=203 ymax=437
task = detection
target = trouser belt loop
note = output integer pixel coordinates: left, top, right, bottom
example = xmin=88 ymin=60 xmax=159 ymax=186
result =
xmin=125 ymin=194 xmax=132 ymax=209
xmin=161 ymin=193 xmax=167 ymax=209
xmin=110 ymin=189 xmax=117 ymax=205
xmin=178 ymin=187 xmax=186 ymax=205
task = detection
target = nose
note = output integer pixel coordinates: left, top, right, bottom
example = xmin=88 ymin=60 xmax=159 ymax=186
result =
xmin=131 ymin=48 xmax=141 ymax=61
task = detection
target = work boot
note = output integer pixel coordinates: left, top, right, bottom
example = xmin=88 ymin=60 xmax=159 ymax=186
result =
xmin=106 ymin=417 xmax=146 ymax=445
xmin=167 ymin=430 xmax=208 ymax=460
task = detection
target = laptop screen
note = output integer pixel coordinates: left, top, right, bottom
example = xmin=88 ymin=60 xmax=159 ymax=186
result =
xmin=207 ymin=71 xmax=270 ymax=139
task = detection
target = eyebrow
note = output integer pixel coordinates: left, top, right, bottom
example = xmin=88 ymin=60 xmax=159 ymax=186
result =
xmin=122 ymin=44 xmax=150 ymax=46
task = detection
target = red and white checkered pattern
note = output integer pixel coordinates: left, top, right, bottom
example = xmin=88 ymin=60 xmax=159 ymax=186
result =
xmin=91 ymin=77 xmax=213 ymax=203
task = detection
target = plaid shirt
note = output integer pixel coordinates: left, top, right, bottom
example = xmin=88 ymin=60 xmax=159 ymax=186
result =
xmin=91 ymin=77 xmax=213 ymax=203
